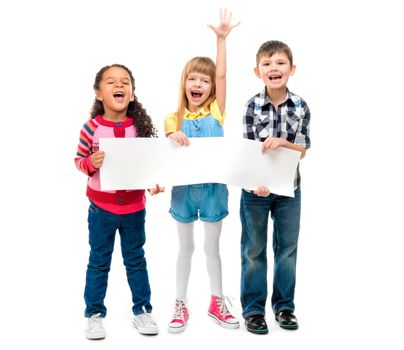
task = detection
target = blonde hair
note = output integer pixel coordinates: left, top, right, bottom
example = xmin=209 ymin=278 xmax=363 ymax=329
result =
xmin=176 ymin=57 xmax=216 ymax=131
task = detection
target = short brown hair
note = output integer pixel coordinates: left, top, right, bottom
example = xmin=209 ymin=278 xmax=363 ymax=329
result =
xmin=256 ymin=40 xmax=293 ymax=66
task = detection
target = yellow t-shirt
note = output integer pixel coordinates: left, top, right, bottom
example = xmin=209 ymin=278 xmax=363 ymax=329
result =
xmin=164 ymin=99 xmax=225 ymax=134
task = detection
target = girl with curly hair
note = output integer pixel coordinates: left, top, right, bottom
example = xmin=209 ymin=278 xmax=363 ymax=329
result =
xmin=75 ymin=64 xmax=162 ymax=339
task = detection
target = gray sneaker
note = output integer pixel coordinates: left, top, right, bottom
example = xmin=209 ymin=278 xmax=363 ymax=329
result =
xmin=85 ymin=313 xmax=106 ymax=340
xmin=133 ymin=308 xmax=159 ymax=335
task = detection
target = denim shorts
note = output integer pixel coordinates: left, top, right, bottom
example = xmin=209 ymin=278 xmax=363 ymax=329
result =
xmin=169 ymin=183 xmax=229 ymax=223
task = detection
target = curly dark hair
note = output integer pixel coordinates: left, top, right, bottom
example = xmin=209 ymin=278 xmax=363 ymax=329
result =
xmin=90 ymin=64 xmax=157 ymax=137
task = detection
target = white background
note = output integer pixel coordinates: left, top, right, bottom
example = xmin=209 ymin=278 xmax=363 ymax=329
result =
xmin=1 ymin=0 xmax=403 ymax=349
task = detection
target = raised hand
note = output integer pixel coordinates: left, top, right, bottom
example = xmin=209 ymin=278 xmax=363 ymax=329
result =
xmin=208 ymin=8 xmax=240 ymax=39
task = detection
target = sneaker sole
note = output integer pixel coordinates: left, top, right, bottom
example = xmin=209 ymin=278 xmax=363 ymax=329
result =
xmin=168 ymin=324 xmax=186 ymax=334
xmin=85 ymin=332 xmax=106 ymax=340
xmin=133 ymin=322 xmax=159 ymax=335
xmin=208 ymin=312 xmax=240 ymax=329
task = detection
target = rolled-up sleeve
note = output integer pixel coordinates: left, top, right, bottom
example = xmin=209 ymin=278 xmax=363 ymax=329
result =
xmin=294 ymin=101 xmax=311 ymax=149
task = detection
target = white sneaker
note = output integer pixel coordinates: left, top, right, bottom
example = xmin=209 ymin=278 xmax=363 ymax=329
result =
xmin=133 ymin=307 xmax=159 ymax=335
xmin=85 ymin=313 xmax=106 ymax=340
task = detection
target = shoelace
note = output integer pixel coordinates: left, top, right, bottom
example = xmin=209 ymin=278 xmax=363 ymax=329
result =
xmin=217 ymin=296 xmax=234 ymax=317
xmin=172 ymin=300 xmax=187 ymax=320
xmin=88 ymin=313 xmax=103 ymax=331
xmin=137 ymin=306 xmax=156 ymax=326
xmin=90 ymin=313 xmax=102 ymax=322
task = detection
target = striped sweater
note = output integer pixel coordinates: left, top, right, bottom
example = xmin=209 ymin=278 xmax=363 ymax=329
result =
xmin=75 ymin=114 xmax=145 ymax=214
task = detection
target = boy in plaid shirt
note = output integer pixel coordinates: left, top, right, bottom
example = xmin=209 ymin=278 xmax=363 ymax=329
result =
xmin=240 ymin=40 xmax=311 ymax=334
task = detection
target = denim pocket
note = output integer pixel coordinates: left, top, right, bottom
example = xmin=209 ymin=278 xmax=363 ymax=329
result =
xmin=88 ymin=201 xmax=99 ymax=214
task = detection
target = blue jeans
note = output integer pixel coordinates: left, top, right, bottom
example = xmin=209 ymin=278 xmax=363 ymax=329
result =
xmin=84 ymin=202 xmax=152 ymax=317
xmin=240 ymin=187 xmax=301 ymax=317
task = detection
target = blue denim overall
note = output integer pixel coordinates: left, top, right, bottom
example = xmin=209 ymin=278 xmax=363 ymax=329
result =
xmin=169 ymin=115 xmax=228 ymax=223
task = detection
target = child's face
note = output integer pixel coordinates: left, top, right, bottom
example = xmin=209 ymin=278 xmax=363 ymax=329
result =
xmin=255 ymin=52 xmax=296 ymax=92
xmin=96 ymin=67 xmax=134 ymax=118
xmin=185 ymin=72 xmax=212 ymax=112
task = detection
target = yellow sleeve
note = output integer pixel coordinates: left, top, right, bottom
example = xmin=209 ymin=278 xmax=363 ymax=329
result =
xmin=209 ymin=99 xmax=226 ymax=126
xmin=164 ymin=113 xmax=178 ymax=135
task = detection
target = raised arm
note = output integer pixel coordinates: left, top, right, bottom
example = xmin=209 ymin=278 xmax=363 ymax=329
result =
xmin=208 ymin=9 xmax=239 ymax=115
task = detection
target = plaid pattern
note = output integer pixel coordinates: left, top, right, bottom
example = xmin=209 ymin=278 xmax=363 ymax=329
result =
xmin=242 ymin=88 xmax=311 ymax=188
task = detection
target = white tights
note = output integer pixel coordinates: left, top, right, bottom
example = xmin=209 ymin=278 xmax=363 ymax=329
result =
xmin=175 ymin=221 xmax=223 ymax=299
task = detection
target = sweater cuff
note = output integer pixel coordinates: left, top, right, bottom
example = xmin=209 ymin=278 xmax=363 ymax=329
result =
xmin=86 ymin=157 xmax=97 ymax=176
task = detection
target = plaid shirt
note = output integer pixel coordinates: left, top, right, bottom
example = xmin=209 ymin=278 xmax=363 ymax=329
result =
xmin=242 ymin=88 xmax=311 ymax=188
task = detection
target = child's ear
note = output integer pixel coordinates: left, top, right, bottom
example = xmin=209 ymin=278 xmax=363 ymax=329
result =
xmin=130 ymin=93 xmax=135 ymax=102
xmin=290 ymin=64 xmax=296 ymax=76
xmin=96 ymin=90 xmax=103 ymax=101
xmin=254 ymin=67 xmax=261 ymax=79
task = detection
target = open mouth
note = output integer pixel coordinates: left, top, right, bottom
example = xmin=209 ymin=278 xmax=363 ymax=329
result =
xmin=191 ymin=91 xmax=203 ymax=98
xmin=113 ymin=92 xmax=125 ymax=102
xmin=269 ymin=74 xmax=282 ymax=81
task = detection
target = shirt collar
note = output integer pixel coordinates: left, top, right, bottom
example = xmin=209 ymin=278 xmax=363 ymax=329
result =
xmin=95 ymin=115 xmax=133 ymax=127
xmin=183 ymin=105 xmax=210 ymax=119
xmin=258 ymin=87 xmax=293 ymax=107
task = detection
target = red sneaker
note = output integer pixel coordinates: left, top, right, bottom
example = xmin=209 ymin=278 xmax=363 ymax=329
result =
xmin=168 ymin=299 xmax=189 ymax=333
xmin=208 ymin=295 xmax=239 ymax=329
